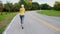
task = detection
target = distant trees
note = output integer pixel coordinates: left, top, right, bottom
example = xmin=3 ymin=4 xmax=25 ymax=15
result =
xmin=27 ymin=0 xmax=32 ymax=10
xmin=3 ymin=2 xmax=13 ymax=14
xmin=1 ymin=0 xmax=60 ymax=12
xmin=13 ymin=3 xmax=20 ymax=12
xmin=19 ymin=0 xmax=29 ymax=10
xmin=54 ymin=1 xmax=60 ymax=11
xmin=19 ymin=0 xmax=25 ymax=6
xmin=0 ymin=1 xmax=3 ymax=15
xmin=2 ymin=1 xmax=52 ymax=12
xmin=19 ymin=0 xmax=32 ymax=10
xmin=31 ymin=2 xmax=40 ymax=10
xmin=3 ymin=2 xmax=13 ymax=12
xmin=40 ymin=4 xmax=52 ymax=10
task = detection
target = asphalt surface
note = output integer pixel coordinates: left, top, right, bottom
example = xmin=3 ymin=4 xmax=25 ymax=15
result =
xmin=3 ymin=11 xmax=60 ymax=34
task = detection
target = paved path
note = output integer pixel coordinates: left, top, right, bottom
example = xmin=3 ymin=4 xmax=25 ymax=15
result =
xmin=3 ymin=11 xmax=60 ymax=34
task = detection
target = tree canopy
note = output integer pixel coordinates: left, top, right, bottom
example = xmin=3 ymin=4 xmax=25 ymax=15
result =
xmin=1 ymin=0 xmax=60 ymax=12
xmin=54 ymin=1 xmax=60 ymax=11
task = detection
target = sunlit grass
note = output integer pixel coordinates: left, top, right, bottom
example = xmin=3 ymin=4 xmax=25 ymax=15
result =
xmin=0 ymin=12 xmax=18 ymax=34
xmin=37 ymin=10 xmax=60 ymax=17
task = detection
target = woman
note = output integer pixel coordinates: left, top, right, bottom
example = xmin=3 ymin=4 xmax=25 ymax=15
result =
xmin=19 ymin=4 xmax=25 ymax=29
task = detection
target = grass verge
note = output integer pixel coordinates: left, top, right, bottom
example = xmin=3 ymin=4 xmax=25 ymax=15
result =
xmin=0 ymin=12 xmax=18 ymax=34
xmin=37 ymin=10 xmax=60 ymax=17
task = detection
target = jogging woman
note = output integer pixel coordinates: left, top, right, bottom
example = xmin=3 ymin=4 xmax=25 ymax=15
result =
xmin=19 ymin=4 xmax=25 ymax=29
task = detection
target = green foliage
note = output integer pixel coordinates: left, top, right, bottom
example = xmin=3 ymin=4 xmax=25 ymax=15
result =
xmin=0 ymin=1 xmax=3 ymax=15
xmin=3 ymin=2 xmax=13 ymax=12
xmin=19 ymin=0 xmax=25 ymax=5
xmin=54 ymin=1 xmax=60 ymax=11
xmin=0 ymin=26 xmax=6 ymax=34
xmin=31 ymin=2 xmax=40 ymax=10
xmin=19 ymin=0 xmax=32 ymax=10
xmin=2 ymin=0 xmax=53 ymax=11
xmin=40 ymin=4 xmax=52 ymax=10
xmin=13 ymin=3 xmax=20 ymax=12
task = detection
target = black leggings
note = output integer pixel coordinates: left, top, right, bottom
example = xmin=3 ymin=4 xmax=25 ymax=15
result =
xmin=20 ymin=15 xmax=24 ymax=24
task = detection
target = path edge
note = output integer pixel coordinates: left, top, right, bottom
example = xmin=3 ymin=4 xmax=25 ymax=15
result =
xmin=3 ymin=14 xmax=19 ymax=34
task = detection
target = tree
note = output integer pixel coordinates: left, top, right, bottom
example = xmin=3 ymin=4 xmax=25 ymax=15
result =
xmin=19 ymin=0 xmax=25 ymax=6
xmin=40 ymin=4 xmax=51 ymax=10
xmin=19 ymin=0 xmax=28 ymax=10
xmin=25 ymin=0 xmax=32 ymax=10
xmin=13 ymin=3 xmax=20 ymax=12
xmin=31 ymin=2 xmax=40 ymax=10
xmin=54 ymin=1 xmax=60 ymax=11
xmin=3 ymin=2 xmax=13 ymax=14
xmin=0 ymin=1 xmax=3 ymax=15
xmin=19 ymin=0 xmax=32 ymax=10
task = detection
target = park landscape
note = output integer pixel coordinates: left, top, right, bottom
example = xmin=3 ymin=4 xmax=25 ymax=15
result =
xmin=0 ymin=0 xmax=60 ymax=34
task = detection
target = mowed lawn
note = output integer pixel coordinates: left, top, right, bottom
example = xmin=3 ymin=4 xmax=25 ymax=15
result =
xmin=0 ymin=12 xmax=18 ymax=34
xmin=37 ymin=10 xmax=60 ymax=17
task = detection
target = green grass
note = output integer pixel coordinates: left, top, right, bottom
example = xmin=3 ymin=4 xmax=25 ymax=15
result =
xmin=0 ymin=12 xmax=18 ymax=34
xmin=0 ymin=26 xmax=6 ymax=34
xmin=0 ymin=12 xmax=6 ymax=22
xmin=37 ymin=10 xmax=60 ymax=17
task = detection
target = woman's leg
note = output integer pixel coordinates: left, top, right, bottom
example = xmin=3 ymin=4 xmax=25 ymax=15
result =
xmin=20 ymin=15 xmax=24 ymax=29
xmin=20 ymin=15 xmax=22 ymax=24
xmin=22 ymin=15 xmax=24 ymax=24
xmin=20 ymin=15 xmax=24 ymax=24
